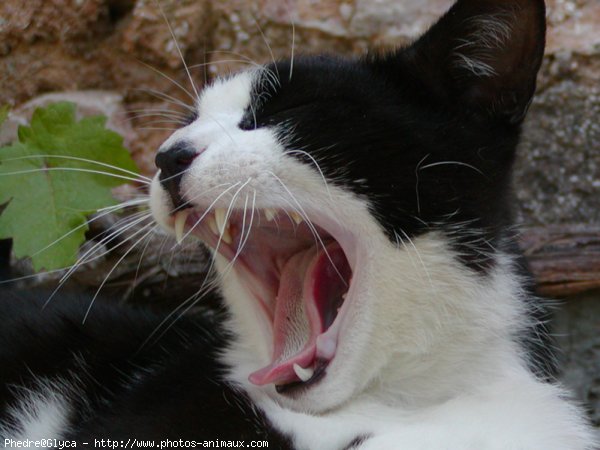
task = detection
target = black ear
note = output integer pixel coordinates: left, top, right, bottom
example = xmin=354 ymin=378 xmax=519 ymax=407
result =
xmin=401 ymin=0 xmax=546 ymax=124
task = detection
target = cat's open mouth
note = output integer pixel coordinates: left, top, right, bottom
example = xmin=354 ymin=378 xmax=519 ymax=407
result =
xmin=171 ymin=207 xmax=354 ymax=393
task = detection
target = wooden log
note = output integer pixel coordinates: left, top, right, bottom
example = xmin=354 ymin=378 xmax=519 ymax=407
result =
xmin=8 ymin=224 xmax=600 ymax=301
xmin=520 ymin=225 xmax=600 ymax=298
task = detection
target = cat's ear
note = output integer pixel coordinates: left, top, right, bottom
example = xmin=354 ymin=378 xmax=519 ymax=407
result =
xmin=398 ymin=0 xmax=546 ymax=124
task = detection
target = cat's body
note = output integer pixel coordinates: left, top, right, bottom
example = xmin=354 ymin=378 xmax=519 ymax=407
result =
xmin=0 ymin=0 xmax=596 ymax=448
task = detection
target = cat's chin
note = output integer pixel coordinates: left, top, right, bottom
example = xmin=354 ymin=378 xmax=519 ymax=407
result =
xmin=166 ymin=204 xmax=360 ymax=398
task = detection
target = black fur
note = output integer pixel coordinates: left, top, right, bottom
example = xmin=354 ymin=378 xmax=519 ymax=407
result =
xmin=0 ymin=290 xmax=291 ymax=446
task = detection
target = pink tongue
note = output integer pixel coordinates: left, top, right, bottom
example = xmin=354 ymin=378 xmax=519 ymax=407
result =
xmin=248 ymin=243 xmax=349 ymax=386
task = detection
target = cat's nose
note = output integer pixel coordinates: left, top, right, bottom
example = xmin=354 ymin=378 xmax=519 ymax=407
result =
xmin=155 ymin=141 xmax=200 ymax=209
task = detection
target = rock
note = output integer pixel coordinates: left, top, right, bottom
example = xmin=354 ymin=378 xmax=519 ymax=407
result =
xmin=516 ymin=83 xmax=600 ymax=225
xmin=0 ymin=90 xmax=136 ymax=148
xmin=122 ymin=0 xmax=211 ymax=69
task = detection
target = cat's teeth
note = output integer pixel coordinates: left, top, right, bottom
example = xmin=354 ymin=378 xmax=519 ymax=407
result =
xmin=290 ymin=212 xmax=303 ymax=225
xmin=207 ymin=215 xmax=219 ymax=236
xmin=221 ymin=224 xmax=233 ymax=244
xmin=215 ymin=208 xmax=227 ymax=233
xmin=293 ymin=363 xmax=314 ymax=382
xmin=214 ymin=208 xmax=233 ymax=244
xmin=264 ymin=209 xmax=277 ymax=222
xmin=174 ymin=209 xmax=190 ymax=245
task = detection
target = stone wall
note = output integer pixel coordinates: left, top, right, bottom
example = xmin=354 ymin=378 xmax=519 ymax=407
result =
xmin=1 ymin=1 xmax=598 ymax=218
xmin=1 ymin=0 xmax=598 ymax=432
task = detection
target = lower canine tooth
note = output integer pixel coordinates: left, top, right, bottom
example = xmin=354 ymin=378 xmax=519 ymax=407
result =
xmin=174 ymin=210 xmax=190 ymax=244
xmin=293 ymin=363 xmax=314 ymax=382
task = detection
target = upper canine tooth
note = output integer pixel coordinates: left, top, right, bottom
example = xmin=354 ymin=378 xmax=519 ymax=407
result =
xmin=174 ymin=209 xmax=190 ymax=244
xmin=215 ymin=208 xmax=227 ymax=234
xmin=207 ymin=215 xmax=219 ymax=236
xmin=290 ymin=212 xmax=303 ymax=225
xmin=265 ymin=208 xmax=276 ymax=222
xmin=293 ymin=363 xmax=314 ymax=382
xmin=221 ymin=224 xmax=233 ymax=244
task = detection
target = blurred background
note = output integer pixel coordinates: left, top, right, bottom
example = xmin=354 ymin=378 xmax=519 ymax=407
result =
xmin=0 ymin=0 xmax=598 ymax=433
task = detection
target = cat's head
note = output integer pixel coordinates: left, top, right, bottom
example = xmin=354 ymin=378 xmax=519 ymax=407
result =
xmin=150 ymin=0 xmax=546 ymax=413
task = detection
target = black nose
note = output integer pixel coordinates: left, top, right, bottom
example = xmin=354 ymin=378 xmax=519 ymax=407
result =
xmin=155 ymin=141 xmax=199 ymax=210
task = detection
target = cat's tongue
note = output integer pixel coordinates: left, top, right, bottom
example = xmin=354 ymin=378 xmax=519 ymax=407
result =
xmin=248 ymin=242 xmax=350 ymax=387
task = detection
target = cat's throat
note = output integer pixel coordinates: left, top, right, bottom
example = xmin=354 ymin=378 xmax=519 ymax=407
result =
xmin=249 ymin=241 xmax=351 ymax=388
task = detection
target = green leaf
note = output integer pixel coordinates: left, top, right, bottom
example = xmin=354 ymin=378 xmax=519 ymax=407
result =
xmin=0 ymin=105 xmax=8 ymax=127
xmin=0 ymin=102 xmax=139 ymax=271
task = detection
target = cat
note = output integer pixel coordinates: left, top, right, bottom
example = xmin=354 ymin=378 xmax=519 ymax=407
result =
xmin=0 ymin=0 xmax=596 ymax=448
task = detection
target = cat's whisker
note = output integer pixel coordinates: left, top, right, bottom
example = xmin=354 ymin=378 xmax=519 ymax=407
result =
xmin=127 ymin=112 xmax=189 ymax=123
xmin=393 ymin=230 xmax=421 ymax=276
xmin=414 ymin=154 xmax=430 ymax=216
xmin=209 ymin=180 xmax=249 ymax=251
xmin=209 ymin=50 xmax=277 ymax=94
xmin=141 ymin=119 xmax=189 ymax=127
xmin=175 ymin=183 xmax=234 ymax=215
xmin=29 ymin=201 xmax=150 ymax=259
xmin=153 ymin=0 xmax=200 ymax=103
xmin=284 ymin=149 xmax=332 ymax=200
xmin=141 ymin=225 xmax=236 ymax=348
xmin=138 ymin=126 xmax=179 ymax=132
xmin=0 ymin=167 xmax=150 ymax=185
xmin=0 ymin=202 xmax=150 ymax=286
xmin=136 ymin=59 xmax=197 ymax=105
xmin=96 ymin=197 xmax=150 ymax=213
xmin=267 ymin=171 xmax=348 ymax=286
xmin=125 ymin=110 xmax=189 ymax=124
xmin=205 ymin=50 xmax=264 ymax=71
xmin=132 ymin=88 xmax=195 ymax=113
xmin=419 ymin=161 xmax=486 ymax=178
xmin=289 ymin=18 xmax=296 ymax=82
xmin=211 ymin=181 xmax=253 ymax=277
xmin=233 ymin=191 xmax=251 ymax=261
xmin=56 ymin=212 xmax=154 ymax=286
xmin=147 ymin=182 xmax=255 ymax=345
xmin=179 ymin=182 xmax=242 ymax=243
xmin=188 ymin=59 xmax=256 ymax=71
xmin=203 ymin=113 xmax=237 ymax=147
xmin=82 ymin=225 xmax=158 ymax=323
xmin=232 ymin=189 xmax=257 ymax=269
xmin=42 ymin=215 xmax=155 ymax=309
xmin=123 ymin=223 xmax=159 ymax=302
xmin=126 ymin=107 xmax=188 ymax=116
xmin=0 ymin=155 xmax=152 ymax=183
xmin=139 ymin=277 xmax=214 ymax=350
xmin=396 ymin=227 xmax=435 ymax=294
xmin=250 ymin=14 xmax=280 ymax=83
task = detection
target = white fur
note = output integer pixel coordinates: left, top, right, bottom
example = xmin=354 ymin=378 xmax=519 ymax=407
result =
xmin=150 ymin=71 xmax=597 ymax=449
xmin=0 ymin=377 xmax=73 ymax=444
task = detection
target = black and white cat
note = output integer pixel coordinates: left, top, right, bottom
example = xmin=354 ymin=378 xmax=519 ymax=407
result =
xmin=0 ymin=0 xmax=596 ymax=448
